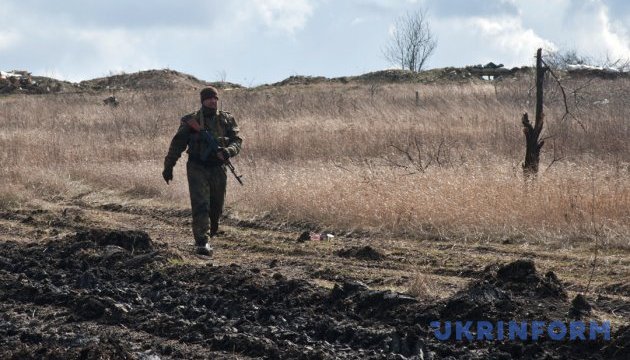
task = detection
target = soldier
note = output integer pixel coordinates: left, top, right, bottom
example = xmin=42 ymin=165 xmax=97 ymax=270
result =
xmin=162 ymin=86 xmax=242 ymax=256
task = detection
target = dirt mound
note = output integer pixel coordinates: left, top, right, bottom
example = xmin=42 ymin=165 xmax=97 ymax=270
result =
xmin=354 ymin=69 xmax=425 ymax=83
xmin=569 ymin=294 xmax=592 ymax=319
xmin=335 ymin=245 xmax=385 ymax=261
xmin=352 ymin=67 xmax=499 ymax=83
xmin=79 ymin=69 xmax=242 ymax=92
xmin=70 ymin=228 xmax=154 ymax=252
xmin=0 ymin=237 xmax=622 ymax=359
xmin=270 ymin=75 xmax=330 ymax=86
xmin=1 ymin=68 xmax=245 ymax=96
xmin=439 ymin=259 xmax=567 ymax=321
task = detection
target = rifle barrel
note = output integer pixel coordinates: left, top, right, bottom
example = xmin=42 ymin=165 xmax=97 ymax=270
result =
xmin=226 ymin=161 xmax=244 ymax=186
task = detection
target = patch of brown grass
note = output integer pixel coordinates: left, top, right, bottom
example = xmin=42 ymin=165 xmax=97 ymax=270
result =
xmin=407 ymin=272 xmax=441 ymax=300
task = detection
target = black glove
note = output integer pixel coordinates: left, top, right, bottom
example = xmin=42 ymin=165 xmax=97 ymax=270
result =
xmin=218 ymin=147 xmax=230 ymax=161
xmin=162 ymin=167 xmax=173 ymax=184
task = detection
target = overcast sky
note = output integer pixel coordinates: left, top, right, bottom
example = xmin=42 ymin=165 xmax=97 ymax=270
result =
xmin=1 ymin=0 xmax=629 ymax=85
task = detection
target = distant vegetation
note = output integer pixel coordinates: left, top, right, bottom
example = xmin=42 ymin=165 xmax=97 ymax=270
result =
xmin=383 ymin=10 xmax=437 ymax=72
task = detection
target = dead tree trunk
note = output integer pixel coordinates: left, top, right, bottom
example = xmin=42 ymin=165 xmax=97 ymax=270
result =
xmin=522 ymin=48 xmax=546 ymax=178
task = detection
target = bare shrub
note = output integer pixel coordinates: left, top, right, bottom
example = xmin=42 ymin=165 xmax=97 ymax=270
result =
xmin=407 ymin=272 xmax=439 ymax=300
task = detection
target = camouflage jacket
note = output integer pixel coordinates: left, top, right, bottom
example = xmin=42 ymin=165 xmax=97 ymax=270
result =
xmin=164 ymin=108 xmax=242 ymax=169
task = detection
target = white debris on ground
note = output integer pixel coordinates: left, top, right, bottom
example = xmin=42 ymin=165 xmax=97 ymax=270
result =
xmin=0 ymin=69 xmax=75 ymax=94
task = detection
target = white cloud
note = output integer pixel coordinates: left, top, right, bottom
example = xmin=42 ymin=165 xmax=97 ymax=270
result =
xmin=466 ymin=16 xmax=556 ymax=63
xmin=516 ymin=0 xmax=630 ymax=63
xmin=592 ymin=4 xmax=630 ymax=60
xmin=251 ymin=0 xmax=314 ymax=34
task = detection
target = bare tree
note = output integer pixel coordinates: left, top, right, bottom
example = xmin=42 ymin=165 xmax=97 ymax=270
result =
xmin=544 ymin=47 xmax=630 ymax=72
xmin=543 ymin=48 xmax=590 ymax=70
xmin=383 ymin=10 xmax=437 ymax=72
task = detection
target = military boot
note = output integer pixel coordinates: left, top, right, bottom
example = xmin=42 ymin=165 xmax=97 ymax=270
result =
xmin=210 ymin=221 xmax=219 ymax=238
xmin=195 ymin=237 xmax=213 ymax=257
xmin=196 ymin=243 xmax=213 ymax=256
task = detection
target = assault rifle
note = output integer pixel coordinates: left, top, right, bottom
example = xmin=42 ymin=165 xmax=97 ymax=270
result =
xmin=182 ymin=117 xmax=243 ymax=186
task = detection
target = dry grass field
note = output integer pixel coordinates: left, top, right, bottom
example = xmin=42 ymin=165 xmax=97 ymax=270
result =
xmin=0 ymin=71 xmax=629 ymax=358
xmin=2 ymin=74 xmax=628 ymax=247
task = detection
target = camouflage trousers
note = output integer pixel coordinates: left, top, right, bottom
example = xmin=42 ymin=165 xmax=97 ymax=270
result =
xmin=186 ymin=161 xmax=227 ymax=246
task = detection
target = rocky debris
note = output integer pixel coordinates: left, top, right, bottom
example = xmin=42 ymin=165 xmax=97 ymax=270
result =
xmin=468 ymin=62 xmax=504 ymax=69
xmin=352 ymin=67 xmax=519 ymax=83
xmin=566 ymin=64 xmax=625 ymax=74
xmin=0 ymin=235 xmax=624 ymax=359
xmin=466 ymin=63 xmax=515 ymax=78
xmin=485 ymin=62 xmax=504 ymax=69
xmin=1 ymin=70 xmax=81 ymax=94
xmin=0 ymin=70 xmax=41 ymax=94
xmin=565 ymin=64 xmax=629 ymax=79
xmin=335 ymin=245 xmax=385 ymax=261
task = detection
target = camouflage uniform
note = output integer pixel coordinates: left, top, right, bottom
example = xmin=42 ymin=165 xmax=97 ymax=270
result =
xmin=164 ymin=107 xmax=242 ymax=247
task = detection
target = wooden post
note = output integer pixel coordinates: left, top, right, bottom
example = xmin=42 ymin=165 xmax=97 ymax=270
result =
xmin=522 ymin=48 xmax=546 ymax=178
xmin=415 ymin=90 xmax=420 ymax=106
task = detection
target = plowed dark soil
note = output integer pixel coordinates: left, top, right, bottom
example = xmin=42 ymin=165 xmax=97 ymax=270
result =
xmin=0 ymin=204 xmax=628 ymax=359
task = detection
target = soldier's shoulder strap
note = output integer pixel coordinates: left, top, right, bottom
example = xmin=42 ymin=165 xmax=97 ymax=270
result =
xmin=181 ymin=110 xmax=202 ymax=132
xmin=218 ymin=110 xmax=238 ymax=127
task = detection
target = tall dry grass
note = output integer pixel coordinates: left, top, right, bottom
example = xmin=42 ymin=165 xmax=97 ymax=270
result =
xmin=1 ymin=76 xmax=628 ymax=247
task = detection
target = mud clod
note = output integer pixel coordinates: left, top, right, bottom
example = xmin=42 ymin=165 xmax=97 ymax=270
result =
xmin=297 ymin=231 xmax=310 ymax=242
xmin=496 ymin=258 xmax=536 ymax=282
xmin=335 ymin=246 xmax=385 ymax=261
xmin=569 ymin=294 xmax=592 ymax=319
xmin=70 ymin=228 xmax=154 ymax=252
xmin=441 ymin=259 xmax=569 ymax=321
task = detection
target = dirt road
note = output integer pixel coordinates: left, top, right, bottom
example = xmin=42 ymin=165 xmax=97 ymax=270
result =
xmin=1 ymin=200 xmax=628 ymax=359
